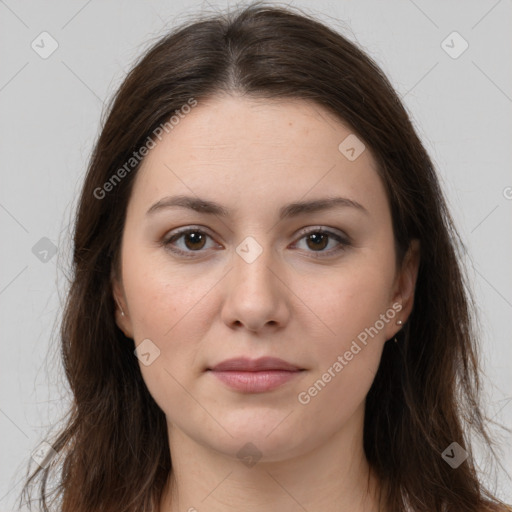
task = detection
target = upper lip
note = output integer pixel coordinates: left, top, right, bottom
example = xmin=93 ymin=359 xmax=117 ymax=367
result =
xmin=208 ymin=357 xmax=303 ymax=372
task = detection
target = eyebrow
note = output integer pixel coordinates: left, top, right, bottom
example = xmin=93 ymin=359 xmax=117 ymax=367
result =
xmin=146 ymin=194 xmax=369 ymax=220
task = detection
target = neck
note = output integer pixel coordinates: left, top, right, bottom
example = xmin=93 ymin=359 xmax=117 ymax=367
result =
xmin=159 ymin=407 xmax=384 ymax=512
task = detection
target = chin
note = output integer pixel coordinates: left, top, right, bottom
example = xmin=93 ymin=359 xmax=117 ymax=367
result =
xmin=211 ymin=419 xmax=308 ymax=460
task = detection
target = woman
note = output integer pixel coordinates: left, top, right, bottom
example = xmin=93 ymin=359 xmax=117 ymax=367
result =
xmin=18 ymin=2 xmax=511 ymax=511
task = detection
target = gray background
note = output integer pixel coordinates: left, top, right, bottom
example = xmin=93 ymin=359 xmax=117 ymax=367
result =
xmin=1 ymin=0 xmax=511 ymax=508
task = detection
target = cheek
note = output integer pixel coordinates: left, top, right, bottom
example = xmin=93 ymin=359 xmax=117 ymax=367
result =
xmin=314 ymin=261 xmax=395 ymax=342
xmin=298 ymin=251 xmax=395 ymax=396
xmin=121 ymin=245 xmax=220 ymax=380
xmin=122 ymin=243 xmax=200 ymax=337
xmin=294 ymin=271 xmax=393 ymax=432
xmin=121 ymin=253 xmax=208 ymax=416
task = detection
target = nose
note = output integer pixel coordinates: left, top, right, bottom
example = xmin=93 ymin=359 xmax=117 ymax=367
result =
xmin=220 ymin=239 xmax=290 ymax=333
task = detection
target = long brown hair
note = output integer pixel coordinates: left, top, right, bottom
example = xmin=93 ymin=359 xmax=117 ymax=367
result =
xmin=17 ymin=2 xmax=510 ymax=511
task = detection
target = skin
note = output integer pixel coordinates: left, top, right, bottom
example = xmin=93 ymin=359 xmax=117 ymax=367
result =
xmin=112 ymin=94 xmax=420 ymax=512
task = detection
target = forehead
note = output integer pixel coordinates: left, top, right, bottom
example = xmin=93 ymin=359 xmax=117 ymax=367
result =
xmin=130 ymin=94 xmax=387 ymax=218
xmin=144 ymin=94 xmax=363 ymax=158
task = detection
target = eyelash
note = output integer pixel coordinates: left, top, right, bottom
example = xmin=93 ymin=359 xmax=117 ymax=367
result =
xmin=161 ymin=226 xmax=351 ymax=259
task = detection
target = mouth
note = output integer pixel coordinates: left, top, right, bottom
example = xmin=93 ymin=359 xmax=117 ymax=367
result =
xmin=207 ymin=369 xmax=305 ymax=393
xmin=206 ymin=356 xmax=306 ymax=393
xmin=207 ymin=356 xmax=304 ymax=372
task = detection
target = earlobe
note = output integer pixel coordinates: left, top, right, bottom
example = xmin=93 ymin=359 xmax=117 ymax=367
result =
xmin=393 ymin=239 xmax=421 ymax=323
xmin=114 ymin=296 xmax=126 ymax=317
xmin=111 ymin=273 xmax=125 ymax=316
xmin=385 ymin=239 xmax=421 ymax=343
xmin=111 ymin=271 xmax=133 ymax=339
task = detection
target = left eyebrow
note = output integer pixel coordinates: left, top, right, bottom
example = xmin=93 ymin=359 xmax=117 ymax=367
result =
xmin=145 ymin=194 xmax=369 ymax=220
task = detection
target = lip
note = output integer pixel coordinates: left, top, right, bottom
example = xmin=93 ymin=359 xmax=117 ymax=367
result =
xmin=206 ymin=357 xmax=305 ymax=393
xmin=209 ymin=370 xmax=304 ymax=393
xmin=208 ymin=356 xmax=303 ymax=372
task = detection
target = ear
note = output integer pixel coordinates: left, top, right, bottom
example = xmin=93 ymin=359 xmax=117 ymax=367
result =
xmin=387 ymin=239 xmax=420 ymax=338
xmin=111 ymin=267 xmax=134 ymax=339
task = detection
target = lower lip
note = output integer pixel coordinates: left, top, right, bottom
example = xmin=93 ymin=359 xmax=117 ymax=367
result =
xmin=208 ymin=370 xmax=303 ymax=393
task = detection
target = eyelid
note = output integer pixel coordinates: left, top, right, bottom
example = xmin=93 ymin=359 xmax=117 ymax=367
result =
xmin=162 ymin=225 xmax=351 ymax=257
xmin=161 ymin=225 xmax=220 ymax=257
xmin=293 ymin=225 xmax=351 ymax=243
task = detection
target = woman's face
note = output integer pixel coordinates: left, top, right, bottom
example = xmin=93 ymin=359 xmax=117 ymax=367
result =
xmin=113 ymin=95 xmax=418 ymax=462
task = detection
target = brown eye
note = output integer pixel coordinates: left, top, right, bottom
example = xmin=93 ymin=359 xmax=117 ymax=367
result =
xmin=181 ymin=231 xmax=207 ymax=250
xmin=305 ymin=232 xmax=329 ymax=251
xmin=294 ymin=228 xmax=349 ymax=256
xmin=163 ymin=228 xmax=216 ymax=257
xmin=163 ymin=226 xmax=349 ymax=259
